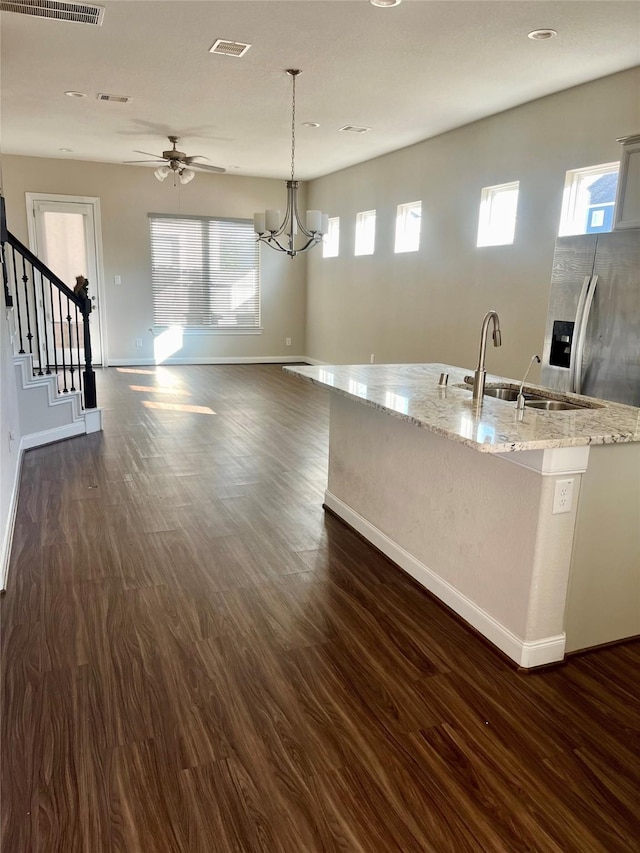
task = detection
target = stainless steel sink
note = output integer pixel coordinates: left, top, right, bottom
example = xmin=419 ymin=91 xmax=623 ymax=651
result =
xmin=483 ymin=388 xmax=520 ymax=401
xmin=459 ymin=380 xmax=601 ymax=410
xmin=525 ymin=399 xmax=588 ymax=411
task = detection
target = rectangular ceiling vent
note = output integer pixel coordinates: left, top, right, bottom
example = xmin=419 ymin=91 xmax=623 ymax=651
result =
xmin=209 ymin=38 xmax=252 ymax=58
xmin=97 ymin=93 xmax=131 ymax=103
xmin=0 ymin=0 xmax=105 ymax=25
xmin=340 ymin=125 xmax=372 ymax=134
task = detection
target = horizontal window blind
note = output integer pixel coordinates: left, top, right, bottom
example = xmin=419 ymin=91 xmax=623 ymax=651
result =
xmin=149 ymin=214 xmax=260 ymax=330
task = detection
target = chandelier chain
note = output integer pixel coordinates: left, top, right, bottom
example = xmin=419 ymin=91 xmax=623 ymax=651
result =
xmin=290 ymin=72 xmax=296 ymax=183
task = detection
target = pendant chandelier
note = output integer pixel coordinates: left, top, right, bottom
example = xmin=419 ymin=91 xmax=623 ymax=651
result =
xmin=254 ymin=70 xmax=328 ymax=258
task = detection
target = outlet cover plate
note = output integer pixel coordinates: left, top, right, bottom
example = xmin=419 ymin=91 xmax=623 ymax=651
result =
xmin=552 ymin=478 xmax=574 ymax=514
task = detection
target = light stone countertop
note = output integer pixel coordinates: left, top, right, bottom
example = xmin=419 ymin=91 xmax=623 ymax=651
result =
xmin=283 ymin=363 xmax=640 ymax=453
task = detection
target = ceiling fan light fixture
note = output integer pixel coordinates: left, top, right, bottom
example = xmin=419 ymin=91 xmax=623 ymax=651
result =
xmin=179 ymin=168 xmax=195 ymax=185
xmin=370 ymin=0 xmax=401 ymax=7
xmin=154 ymin=166 xmax=170 ymax=181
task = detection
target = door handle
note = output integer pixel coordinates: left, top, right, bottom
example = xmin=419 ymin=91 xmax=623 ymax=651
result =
xmin=573 ymin=274 xmax=598 ymax=395
xmin=569 ymin=275 xmax=591 ymax=393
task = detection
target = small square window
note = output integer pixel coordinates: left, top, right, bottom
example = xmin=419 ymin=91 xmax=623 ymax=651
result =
xmin=355 ymin=210 xmax=376 ymax=256
xmin=558 ymin=162 xmax=619 ymax=236
xmin=323 ymin=216 xmax=340 ymax=258
xmin=394 ymin=201 xmax=422 ymax=253
xmin=477 ymin=181 xmax=519 ymax=247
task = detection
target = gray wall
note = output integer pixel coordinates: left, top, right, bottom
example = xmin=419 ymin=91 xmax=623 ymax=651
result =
xmin=305 ymin=67 xmax=640 ymax=380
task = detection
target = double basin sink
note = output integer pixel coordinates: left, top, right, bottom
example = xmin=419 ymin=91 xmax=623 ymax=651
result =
xmin=461 ymin=382 xmax=602 ymax=411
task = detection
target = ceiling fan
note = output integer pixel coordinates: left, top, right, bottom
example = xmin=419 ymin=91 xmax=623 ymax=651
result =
xmin=125 ymin=136 xmax=225 ymax=184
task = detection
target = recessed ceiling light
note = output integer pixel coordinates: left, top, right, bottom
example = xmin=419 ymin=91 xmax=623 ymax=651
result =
xmin=370 ymin=0 xmax=401 ymax=6
xmin=303 ymin=122 xmax=320 ymax=128
xmin=65 ymin=90 xmax=86 ymax=98
xmin=528 ymin=29 xmax=557 ymax=40
xmin=59 ymin=148 xmax=72 ymax=152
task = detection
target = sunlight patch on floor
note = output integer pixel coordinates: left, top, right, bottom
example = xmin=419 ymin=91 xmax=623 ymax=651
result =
xmin=141 ymin=400 xmax=216 ymax=415
xmin=128 ymin=384 xmax=191 ymax=396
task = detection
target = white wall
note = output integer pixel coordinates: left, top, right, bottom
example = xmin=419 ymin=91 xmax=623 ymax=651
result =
xmin=305 ymin=67 xmax=640 ymax=380
xmin=2 ymin=158 xmax=308 ymax=364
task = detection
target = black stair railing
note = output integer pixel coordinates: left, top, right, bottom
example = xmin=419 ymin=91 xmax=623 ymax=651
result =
xmin=1 ymin=230 xmax=96 ymax=409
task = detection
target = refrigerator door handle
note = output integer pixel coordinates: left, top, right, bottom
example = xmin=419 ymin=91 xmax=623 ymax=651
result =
xmin=574 ymin=274 xmax=598 ymax=395
xmin=570 ymin=275 xmax=593 ymax=393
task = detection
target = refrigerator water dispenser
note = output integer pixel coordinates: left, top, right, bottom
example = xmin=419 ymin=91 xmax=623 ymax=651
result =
xmin=549 ymin=320 xmax=574 ymax=369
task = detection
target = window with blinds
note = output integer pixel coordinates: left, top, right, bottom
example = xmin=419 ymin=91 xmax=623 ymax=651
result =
xmin=149 ymin=214 xmax=261 ymax=330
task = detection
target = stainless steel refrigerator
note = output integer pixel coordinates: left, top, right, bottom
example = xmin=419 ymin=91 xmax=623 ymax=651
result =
xmin=541 ymin=229 xmax=640 ymax=406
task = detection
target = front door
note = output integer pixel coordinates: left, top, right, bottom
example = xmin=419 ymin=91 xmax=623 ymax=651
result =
xmin=28 ymin=195 xmax=104 ymax=365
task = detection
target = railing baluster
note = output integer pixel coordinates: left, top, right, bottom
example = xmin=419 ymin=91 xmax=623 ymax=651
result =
xmin=39 ymin=269 xmax=51 ymax=374
xmin=1 ymin=241 xmax=12 ymax=308
xmin=58 ymin=288 xmax=68 ymax=393
xmin=31 ymin=262 xmax=44 ymax=376
xmin=74 ymin=304 xmax=83 ymax=400
xmin=66 ymin=298 xmax=76 ymax=391
xmin=10 ymin=246 xmax=25 ymax=352
xmin=21 ymin=255 xmax=34 ymax=363
xmin=49 ymin=280 xmax=58 ymax=376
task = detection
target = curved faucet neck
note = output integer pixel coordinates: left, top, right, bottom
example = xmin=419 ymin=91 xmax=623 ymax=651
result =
xmin=477 ymin=311 xmax=502 ymax=372
xmin=473 ymin=310 xmax=502 ymax=401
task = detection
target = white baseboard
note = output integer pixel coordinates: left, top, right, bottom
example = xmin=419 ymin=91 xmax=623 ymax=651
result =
xmin=301 ymin=357 xmax=326 ymax=366
xmin=21 ymin=421 xmax=86 ymax=450
xmin=107 ymin=355 xmax=310 ymax=366
xmin=323 ymin=490 xmax=566 ymax=668
xmin=0 ymin=442 xmax=24 ymax=591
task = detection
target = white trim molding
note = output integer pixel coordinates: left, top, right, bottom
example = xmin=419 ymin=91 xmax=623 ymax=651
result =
xmin=499 ymin=446 xmax=590 ymax=476
xmin=0 ymin=443 xmax=24 ymax=591
xmin=108 ymin=355 xmax=311 ymax=366
xmin=324 ymin=489 xmax=567 ymax=668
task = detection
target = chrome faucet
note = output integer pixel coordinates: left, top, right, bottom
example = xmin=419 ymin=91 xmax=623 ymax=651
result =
xmin=472 ymin=310 xmax=502 ymax=400
xmin=516 ymin=354 xmax=541 ymax=418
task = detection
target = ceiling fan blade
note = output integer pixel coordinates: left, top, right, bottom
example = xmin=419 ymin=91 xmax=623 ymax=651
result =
xmin=191 ymin=163 xmax=226 ymax=174
xmin=124 ymin=159 xmax=165 ymax=164
xmin=133 ymin=149 xmax=164 ymax=158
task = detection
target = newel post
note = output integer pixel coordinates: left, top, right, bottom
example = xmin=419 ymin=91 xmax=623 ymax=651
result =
xmin=80 ymin=296 xmax=97 ymax=409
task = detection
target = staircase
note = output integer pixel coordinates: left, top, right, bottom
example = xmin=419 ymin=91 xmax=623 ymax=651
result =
xmin=2 ymin=227 xmax=102 ymax=448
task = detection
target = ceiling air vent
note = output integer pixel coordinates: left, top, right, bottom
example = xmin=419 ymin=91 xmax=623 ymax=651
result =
xmin=97 ymin=93 xmax=131 ymax=103
xmin=339 ymin=125 xmax=372 ymax=134
xmin=209 ymin=38 xmax=252 ymax=58
xmin=0 ymin=0 xmax=105 ymax=25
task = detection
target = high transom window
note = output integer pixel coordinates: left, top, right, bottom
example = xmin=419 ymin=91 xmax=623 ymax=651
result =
xmin=476 ymin=181 xmax=519 ymax=247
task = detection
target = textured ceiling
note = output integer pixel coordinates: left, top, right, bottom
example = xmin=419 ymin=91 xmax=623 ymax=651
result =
xmin=1 ymin=0 xmax=639 ymax=180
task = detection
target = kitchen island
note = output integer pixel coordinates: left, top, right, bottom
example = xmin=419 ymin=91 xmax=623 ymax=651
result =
xmin=284 ymin=363 xmax=640 ymax=668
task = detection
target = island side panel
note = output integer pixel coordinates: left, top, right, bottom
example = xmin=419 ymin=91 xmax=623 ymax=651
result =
xmin=564 ymin=442 xmax=640 ymax=653
xmin=326 ymin=394 xmax=574 ymax=660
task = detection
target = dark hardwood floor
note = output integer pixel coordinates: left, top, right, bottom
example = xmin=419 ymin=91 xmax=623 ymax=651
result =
xmin=1 ymin=364 xmax=639 ymax=852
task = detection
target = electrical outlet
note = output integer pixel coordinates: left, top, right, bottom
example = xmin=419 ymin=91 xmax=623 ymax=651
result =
xmin=135 ymin=338 xmax=143 ymax=348
xmin=370 ymin=354 xmax=375 ymax=364
xmin=114 ymin=274 xmax=122 ymax=285
xmin=552 ymin=478 xmax=574 ymax=514
xmin=285 ymin=337 xmax=292 ymax=346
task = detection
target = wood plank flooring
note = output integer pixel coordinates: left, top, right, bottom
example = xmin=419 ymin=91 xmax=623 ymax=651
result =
xmin=2 ymin=364 xmax=639 ymax=852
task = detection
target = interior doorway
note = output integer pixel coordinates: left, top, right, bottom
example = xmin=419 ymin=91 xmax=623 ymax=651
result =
xmin=26 ymin=193 xmax=106 ymax=365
